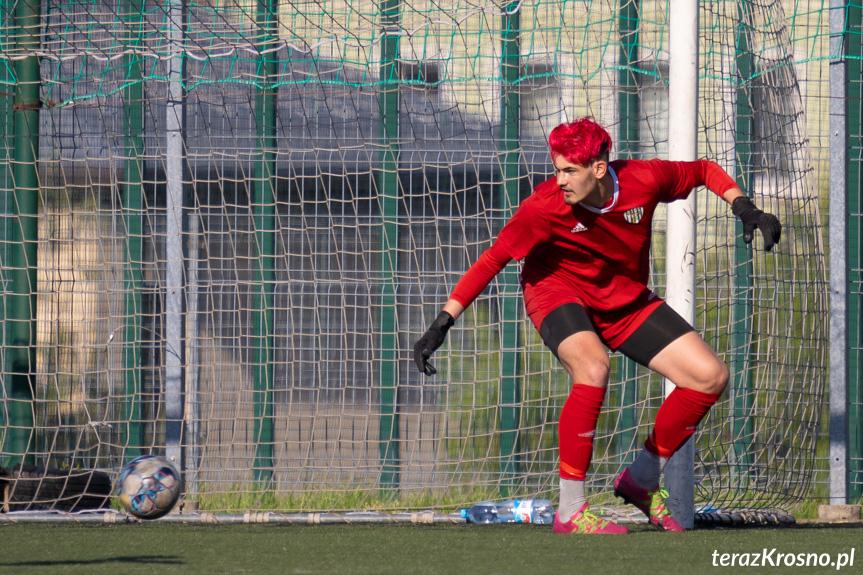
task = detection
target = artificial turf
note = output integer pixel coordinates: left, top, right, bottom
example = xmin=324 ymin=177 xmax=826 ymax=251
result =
xmin=0 ymin=521 xmax=861 ymax=575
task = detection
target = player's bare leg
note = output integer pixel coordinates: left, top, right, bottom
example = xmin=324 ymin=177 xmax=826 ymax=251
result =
xmin=616 ymin=331 xmax=728 ymax=531
xmin=648 ymin=331 xmax=729 ymax=395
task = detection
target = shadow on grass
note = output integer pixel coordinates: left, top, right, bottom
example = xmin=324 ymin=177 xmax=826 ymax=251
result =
xmin=0 ymin=556 xmax=183 ymax=567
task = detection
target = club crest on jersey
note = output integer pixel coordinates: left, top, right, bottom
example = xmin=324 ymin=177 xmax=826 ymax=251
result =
xmin=570 ymin=222 xmax=588 ymax=233
xmin=624 ymin=207 xmax=644 ymax=224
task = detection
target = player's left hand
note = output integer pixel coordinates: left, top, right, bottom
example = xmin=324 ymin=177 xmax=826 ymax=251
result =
xmin=731 ymin=196 xmax=782 ymax=251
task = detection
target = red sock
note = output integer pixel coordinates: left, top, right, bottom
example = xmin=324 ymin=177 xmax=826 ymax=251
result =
xmin=645 ymin=387 xmax=722 ymax=458
xmin=558 ymin=384 xmax=606 ymax=480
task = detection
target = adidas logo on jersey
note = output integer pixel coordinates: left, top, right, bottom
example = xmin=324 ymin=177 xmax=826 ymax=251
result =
xmin=570 ymin=222 xmax=588 ymax=233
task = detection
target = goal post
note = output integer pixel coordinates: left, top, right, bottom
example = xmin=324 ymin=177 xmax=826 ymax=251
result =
xmin=0 ymin=0 xmax=844 ymax=516
xmin=664 ymin=0 xmax=699 ymax=530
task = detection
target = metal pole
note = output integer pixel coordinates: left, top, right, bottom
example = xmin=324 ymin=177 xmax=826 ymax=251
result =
xmin=498 ymin=0 xmax=522 ymax=496
xmin=616 ymin=0 xmax=641 ymax=465
xmin=2 ymin=0 xmax=41 ymax=467
xmin=252 ymin=0 xmax=277 ymax=485
xmin=731 ymin=2 xmax=755 ymax=485
xmin=664 ymin=0 xmax=699 ymax=529
xmin=828 ymin=0 xmax=849 ymax=505
xmin=0 ymin=0 xmax=9 ymax=454
xmin=185 ymin=211 xmax=200 ymax=492
xmin=0 ymin=0 xmax=11 ymax=459
xmin=847 ymin=0 xmax=863 ymax=503
xmin=377 ymin=0 xmax=401 ymax=492
xmin=164 ymin=0 xmax=186 ymax=467
xmin=122 ymin=0 xmax=145 ymax=458
xmin=617 ymin=0 xmax=641 ymax=159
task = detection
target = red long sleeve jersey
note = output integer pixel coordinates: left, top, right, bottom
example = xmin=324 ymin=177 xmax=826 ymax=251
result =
xmin=450 ymin=159 xmax=737 ymax=323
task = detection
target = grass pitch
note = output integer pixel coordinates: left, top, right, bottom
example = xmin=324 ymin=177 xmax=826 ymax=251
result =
xmin=0 ymin=521 xmax=861 ymax=575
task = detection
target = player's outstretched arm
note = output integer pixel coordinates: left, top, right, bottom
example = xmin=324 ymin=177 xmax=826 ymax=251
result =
xmin=413 ymin=300 xmax=465 ymax=375
xmin=413 ymin=238 xmax=512 ymax=375
xmin=723 ymin=189 xmax=782 ymax=251
xmin=413 ymin=239 xmax=511 ymax=376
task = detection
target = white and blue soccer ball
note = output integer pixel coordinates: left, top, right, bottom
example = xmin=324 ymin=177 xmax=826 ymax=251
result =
xmin=116 ymin=455 xmax=183 ymax=519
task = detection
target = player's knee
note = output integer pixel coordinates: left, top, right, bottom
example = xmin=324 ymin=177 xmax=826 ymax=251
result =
xmin=562 ymin=355 xmax=610 ymax=387
xmin=697 ymin=360 xmax=729 ymax=395
xmin=715 ymin=361 xmax=730 ymax=394
xmin=556 ymin=332 xmax=610 ymax=387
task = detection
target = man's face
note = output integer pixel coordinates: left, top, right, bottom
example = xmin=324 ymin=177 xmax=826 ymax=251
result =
xmin=553 ymin=155 xmax=602 ymax=206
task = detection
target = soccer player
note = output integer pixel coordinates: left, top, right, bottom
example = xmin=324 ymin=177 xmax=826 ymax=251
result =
xmin=413 ymin=118 xmax=781 ymax=534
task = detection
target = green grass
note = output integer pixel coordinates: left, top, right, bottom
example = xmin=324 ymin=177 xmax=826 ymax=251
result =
xmin=0 ymin=522 xmax=861 ymax=575
xmin=191 ymin=484 xmax=504 ymax=514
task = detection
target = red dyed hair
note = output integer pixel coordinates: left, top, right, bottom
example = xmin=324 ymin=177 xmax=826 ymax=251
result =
xmin=548 ymin=117 xmax=612 ymax=166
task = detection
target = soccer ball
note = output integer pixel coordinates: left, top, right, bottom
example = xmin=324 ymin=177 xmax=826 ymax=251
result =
xmin=116 ymin=455 xmax=183 ymax=519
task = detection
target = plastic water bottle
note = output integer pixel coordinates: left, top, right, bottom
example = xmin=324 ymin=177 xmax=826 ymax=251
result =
xmin=496 ymin=499 xmax=555 ymax=524
xmin=460 ymin=501 xmax=499 ymax=524
xmin=460 ymin=499 xmax=554 ymax=524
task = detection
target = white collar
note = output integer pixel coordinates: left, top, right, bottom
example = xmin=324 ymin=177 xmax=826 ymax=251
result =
xmin=581 ymin=165 xmax=619 ymax=213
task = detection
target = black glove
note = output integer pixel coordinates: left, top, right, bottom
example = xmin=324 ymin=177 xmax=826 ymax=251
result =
xmin=731 ymin=196 xmax=782 ymax=252
xmin=413 ymin=311 xmax=455 ymax=375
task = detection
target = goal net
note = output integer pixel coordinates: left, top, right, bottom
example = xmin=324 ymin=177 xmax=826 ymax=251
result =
xmin=0 ymin=0 xmax=828 ymax=516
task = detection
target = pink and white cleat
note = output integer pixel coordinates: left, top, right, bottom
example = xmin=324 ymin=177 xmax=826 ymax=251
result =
xmin=614 ymin=467 xmax=685 ymax=532
xmin=552 ymin=502 xmax=629 ymax=534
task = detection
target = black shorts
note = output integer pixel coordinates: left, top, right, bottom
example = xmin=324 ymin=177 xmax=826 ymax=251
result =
xmin=539 ymin=301 xmax=695 ymax=367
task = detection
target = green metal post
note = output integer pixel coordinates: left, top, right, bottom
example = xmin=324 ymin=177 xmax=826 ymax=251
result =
xmin=1 ymin=0 xmax=41 ymax=467
xmin=377 ymin=0 xmax=401 ymax=492
xmin=731 ymin=8 xmax=755 ymax=482
xmin=498 ymin=3 xmax=522 ymax=496
xmin=252 ymin=0 xmax=278 ymax=485
xmin=0 ymin=0 xmax=14 ymax=461
xmin=0 ymin=1 xmax=9 ymax=188
xmin=617 ymin=0 xmax=641 ymax=159
xmin=847 ymin=0 xmax=862 ymax=500
xmin=616 ymin=0 xmax=641 ymax=464
xmin=122 ymin=0 xmax=145 ymax=457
